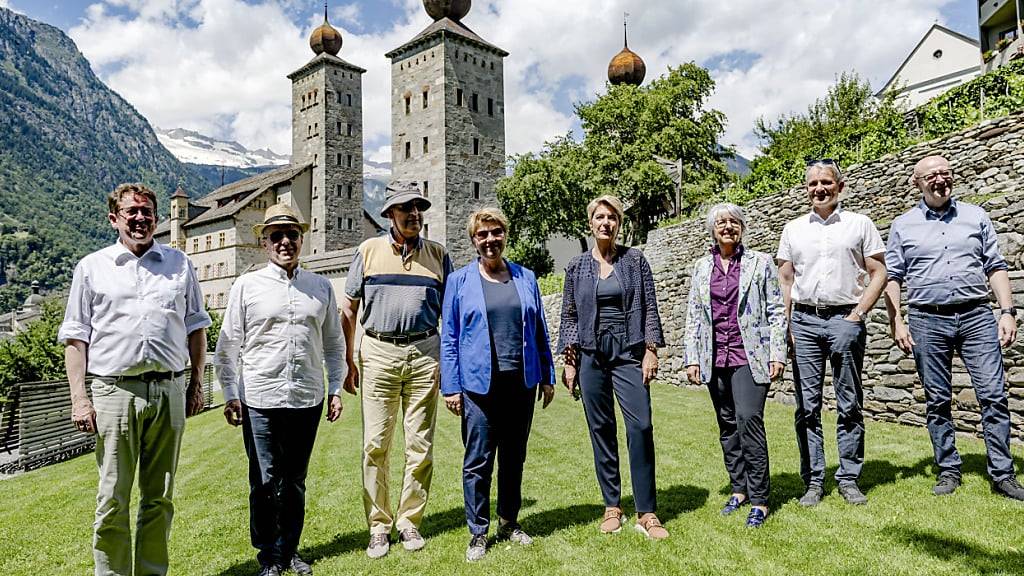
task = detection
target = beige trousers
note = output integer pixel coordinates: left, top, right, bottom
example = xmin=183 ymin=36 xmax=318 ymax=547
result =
xmin=90 ymin=374 xmax=186 ymax=576
xmin=359 ymin=334 xmax=440 ymax=534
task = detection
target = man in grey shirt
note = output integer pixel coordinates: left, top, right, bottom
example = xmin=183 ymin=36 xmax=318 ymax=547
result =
xmin=883 ymin=155 xmax=1023 ymax=500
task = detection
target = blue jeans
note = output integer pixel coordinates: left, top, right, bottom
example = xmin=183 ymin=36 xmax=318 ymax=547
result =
xmin=791 ymin=310 xmax=866 ymax=487
xmin=908 ymin=304 xmax=1014 ymax=482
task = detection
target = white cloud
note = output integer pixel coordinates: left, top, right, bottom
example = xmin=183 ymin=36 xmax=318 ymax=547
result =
xmin=70 ymin=0 xmax=958 ymax=161
xmin=0 ymin=0 xmax=12 ymax=10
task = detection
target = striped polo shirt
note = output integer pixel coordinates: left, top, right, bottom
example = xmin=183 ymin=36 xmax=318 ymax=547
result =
xmin=344 ymin=230 xmax=452 ymax=335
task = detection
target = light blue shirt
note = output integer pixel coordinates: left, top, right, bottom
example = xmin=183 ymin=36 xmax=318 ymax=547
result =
xmin=886 ymin=199 xmax=1007 ymax=306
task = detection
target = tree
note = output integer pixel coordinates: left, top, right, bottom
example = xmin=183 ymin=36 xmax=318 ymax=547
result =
xmin=743 ymin=72 xmax=910 ymax=197
xmin=0 ymin=298 xmax=66 ymax=399
xmin=205 ymin=308 xmax=223 ymax=352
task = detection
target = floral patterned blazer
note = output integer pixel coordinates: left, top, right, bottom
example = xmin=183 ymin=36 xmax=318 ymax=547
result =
xmin=683 ymin=247 xmax=787 ymax=384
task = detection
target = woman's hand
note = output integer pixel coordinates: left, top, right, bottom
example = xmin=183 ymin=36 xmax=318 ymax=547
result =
xmin=443 ymin=393 xmax=462 ymax=416
xmin=769 ymin=361 xmax=785 ymax=381
xmin=642 ymin=348 xmax=658 ymax=387
xmin=538 ymin=384 xmax=555 ymax=409
xmin=685 ymin=365 xmax=701 ymax=385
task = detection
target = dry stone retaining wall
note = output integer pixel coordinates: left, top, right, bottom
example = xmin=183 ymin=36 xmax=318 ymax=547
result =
xmin=543 ymin=111 xmax=1024 ymax=439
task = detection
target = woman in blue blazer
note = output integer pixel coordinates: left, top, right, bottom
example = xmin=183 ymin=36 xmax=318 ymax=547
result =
xmin=441 ymin=208 xmax=555 ymax=562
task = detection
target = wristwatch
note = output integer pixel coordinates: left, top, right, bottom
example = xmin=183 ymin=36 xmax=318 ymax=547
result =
xmin=1001 ymin=307 xmax=1017 ymax=318
xmin=852 ymin=309 xmax=866 ymax=321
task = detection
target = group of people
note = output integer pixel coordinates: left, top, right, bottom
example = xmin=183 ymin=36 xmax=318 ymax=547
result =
xmin=59 ymin=153 xmax=1022 ymax=576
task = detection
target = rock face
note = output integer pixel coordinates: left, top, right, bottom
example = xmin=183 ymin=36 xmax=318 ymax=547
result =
xmin=544 ymin=111 xmax=1024 ymax=440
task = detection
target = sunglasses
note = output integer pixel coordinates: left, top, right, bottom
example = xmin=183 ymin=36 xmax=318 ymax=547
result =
xmin=394 ymin=200 xmax=429 ymax=212
xmin=473 ymin=228 xmax=506 ymax=240
xmin=267 ymin=229 xmax=301 ymax=243
xmin=805 ymin=158 xmax=841 ymax=170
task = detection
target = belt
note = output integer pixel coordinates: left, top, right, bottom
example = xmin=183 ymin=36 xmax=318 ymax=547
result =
xmin=793 ymin=303 xmax=856 ymax=317
xmin=910 ymin=299 xmax=988 ymax=316
xmin=93 ymin=370 xmax=187 ymax=383
xmin=365 ymin=327 xmax=438 ymax=346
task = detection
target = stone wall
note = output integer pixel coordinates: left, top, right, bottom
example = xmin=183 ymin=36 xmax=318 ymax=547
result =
xmin=544 ymin=111 xmax=1024 ymax=439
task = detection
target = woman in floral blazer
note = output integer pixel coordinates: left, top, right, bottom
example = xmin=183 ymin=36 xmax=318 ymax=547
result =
xmin=683 ymin=202 xmax=787 ymax=528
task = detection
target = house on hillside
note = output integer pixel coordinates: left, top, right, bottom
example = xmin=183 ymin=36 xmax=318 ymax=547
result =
xmin=877 ymin=24 xmax=982 ymax=109
xmin=979 ymin=0 xmax=1024 ymax=72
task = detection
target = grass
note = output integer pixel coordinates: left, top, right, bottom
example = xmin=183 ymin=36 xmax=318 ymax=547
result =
xmin=2 ymin=384 xmax=1024 ymax=576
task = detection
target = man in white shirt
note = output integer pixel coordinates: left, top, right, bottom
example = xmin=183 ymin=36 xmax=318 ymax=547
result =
xmin=59 ymin=183 xmax=211 ymax=576
xmin=777 ymin=160 xmax=887 ymax=507
xmin=214 ymin=204 xmax=344 ymax=576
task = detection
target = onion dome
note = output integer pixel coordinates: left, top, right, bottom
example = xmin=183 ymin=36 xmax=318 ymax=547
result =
xmin=608 ymin=20 xmax=645 ymax=86
xmin=310 ymin=5 xmax=343 ymax=56
xmin=423 ymin=0 xmax=471 ymax=22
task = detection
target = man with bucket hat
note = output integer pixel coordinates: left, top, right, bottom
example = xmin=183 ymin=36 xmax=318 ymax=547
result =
xmin=214 ymin=204 xmax=345 ymax=576
xmin=341 ymin=181 xmax=452 ymax=559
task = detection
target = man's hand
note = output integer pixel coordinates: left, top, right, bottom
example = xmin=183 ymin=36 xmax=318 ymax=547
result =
xmin=999 ymin=314 xmax=1018 ymax=348
xmin=223 ymin=399 xmax=243 ymax=427
xmin=562 ymin=364 xmax=577 ymax=394
xmin=186 ymin=379 xmax=205 ymax=417
xmin=685 ymin=365 xmax=701 ymax=385
xmin=892 ymin=320 xmax=916 ymax=353
xmin=343 ymin=359 xmax=359 ymax=395
xmin=642 ymin=348 xmax=658 ymax=387
xmin=326 ymin=394 xmax=343 ymax=422
xmin=71 ymin=397 xmax=97 ymax=434
xmin=538 ymin=384 xmax=554 ymax=409
xmin=769 ymin=361 xmax=785 ymax=381
xmin=444 ymin=393 xmax=462 ymax=416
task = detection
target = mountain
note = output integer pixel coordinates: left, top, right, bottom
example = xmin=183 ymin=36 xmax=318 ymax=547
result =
xmin=155 ymin=127 xmax=289 ymax=169
xmin=726 ymin=153 xmax=751 ymax=177
xmin=0 ymin=7 xmax=209 ymax=313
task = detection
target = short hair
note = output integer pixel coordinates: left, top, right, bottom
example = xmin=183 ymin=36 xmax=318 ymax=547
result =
xmin=705 ymin=203 xmax=746 ymax=243
xmin=805 ymin=161 xmax=843 ymax=183
xmin=466 ymin=207 xmax=509 ymax=239
xmin=107 ymin=183 xmax=158 ymax=215
xmin=586 ymin=194 xmax=625 ymax=223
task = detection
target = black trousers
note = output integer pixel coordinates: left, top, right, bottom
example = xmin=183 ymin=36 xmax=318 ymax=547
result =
xmin=242 ymin=403 xmax=322 ymax=567
xmin=707 ymin=365 xmax=770 ymax=506
xmin=579 ymin=327 xmax=657 ymax=514
xmin=461 ymin=370 xmax=536 ymax=535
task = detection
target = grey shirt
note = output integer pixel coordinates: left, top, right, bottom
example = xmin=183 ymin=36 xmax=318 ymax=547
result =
xmin=886 ymin=199 xmax=1007 ymax=306
xmin=481 ymin=272 xmax=523 ymax=373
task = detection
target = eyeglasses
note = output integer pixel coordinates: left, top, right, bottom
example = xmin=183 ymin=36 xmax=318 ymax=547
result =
xmin=473 ymin=228 xmax=506 ymax=240
xmin=915 ymin=169 xmax=953 ymax=183
xmin=117 ymin=207 xmax=155 ymax=220
xmin=267 ymin=229 xmax=301 ymax=243
xmin=714 ymin=218 xmax=742 ymax=229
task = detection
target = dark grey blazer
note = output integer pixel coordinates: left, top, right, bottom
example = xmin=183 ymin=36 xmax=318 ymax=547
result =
xmin=557 ymin=246 xmax=664 ymax=354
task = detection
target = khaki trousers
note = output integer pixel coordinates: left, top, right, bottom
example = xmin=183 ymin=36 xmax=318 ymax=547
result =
xmin=360 ymin=334 xmax=439 ymax=534
xmin=90 ymin=374 xmax=186 ymax=576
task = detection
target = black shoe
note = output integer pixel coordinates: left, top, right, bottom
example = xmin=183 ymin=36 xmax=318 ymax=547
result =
xmin=798 ymin=485 xmax=823 ymax=507
xmin=838 ymin=482 xmax=868 ymax=505
xmin=933 ymin=474 xmax=961 ymax=496
xmin=994 ymin=477 xmax=1024 ymax=501
xmin=745 ymin=507 xmax=767 ymax=528
xmin=287 ymin=554 xmax=313 ymax=575
xmin=720 ymin=495 xmax=748 ymax=516
xmin=257 ymin=564 xmax=281 ymax=576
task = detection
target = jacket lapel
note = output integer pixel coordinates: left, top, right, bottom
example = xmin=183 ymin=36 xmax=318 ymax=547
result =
xmin=698 ymin=257 xmax=713 ymax=322
xmin=738 ymin=252 xmax=755 ymax=310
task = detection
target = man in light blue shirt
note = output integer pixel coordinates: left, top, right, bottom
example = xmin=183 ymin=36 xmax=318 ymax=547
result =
xmin=883 ymin=155 xmax=1022 ymax=500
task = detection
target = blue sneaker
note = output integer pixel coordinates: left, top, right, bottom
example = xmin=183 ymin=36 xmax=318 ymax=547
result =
xmin=745 ymin=508 xmax=766 ymax=528
xmin=720 ymin=495 xmax=748 ymax=516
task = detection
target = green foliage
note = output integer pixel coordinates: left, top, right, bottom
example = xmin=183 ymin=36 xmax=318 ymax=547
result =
xmin=505 ymin=241 xmax=555 ymax=278
xmin=0 ymin=298 xmax=66 ymax=398
xmin=498 ymin=65 xmax=729 ymax=246
xmin=743 ymin=72 xmax=911 ymax=197
xmin=205 ymin=308 xmax=223 ymax=353
xmin=537 ymin=273 xmax=565 ymax=297
xmin=915 ymin=59 xmax=1024 ymax=139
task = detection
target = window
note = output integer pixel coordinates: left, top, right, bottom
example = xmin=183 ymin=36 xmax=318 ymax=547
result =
xmin=473 ymin=182 xmax=480 ymax=200
xmin=422 ymin=90 xmax=429 ymax=108
xmin=405 ymin=96 xmax=411 ymax=115
xmin=346 ymin=94 xmax=352 ymax=106
xmin=423 ymin=223 xmax=429 ymax=238
xmin=337 ymin=217 xmax=344 ymax=231
xmin=473 ymin=138 xmax=480 ymax=155
xmin=488 ymin=98 xmax=494 ymax=116
xmin=336 ymin=121 xmax=342 ymax=135
xmin=216 ymin=262 xmax=224 ymax=277
xmin=932 ymin=49 xmax=943 ymax=59
xmin=346 ymin=184 xmax=354 ymax=199
xmin=313 ymin=154 xmax=318 ymax=166
xmin=346 ymin=218 xmax=354 ymax=231
xmin=423 ymin=137 xmax=429 ymax=154
xmin=218 ymin=232 xmax=225 ymax=248
xmin=217 ymin=293 xmax=225 ymax=307
xmin=347 ymin=123 xmax=353 ymax=136
xmin=313 ymin=217 xmax=318 ymax=231
xmin=471 ymin=93 xmax=478 ymax=112
xmin=336 ymin=184 xmax=343 ymax=197
xmin=347 ymin=154 xmax=353 ymax=168
xmin=204 ymin=294 xmax=210 ymax=307
xmin=337 ymin=92 xmax=343 ymax=104
xmin=203 ymin=264 xmax=211 ymax=279
xmin=336 ymin=153 xmax=342 ymax=166
xmin=205 ymin=236 xmax=212 ymax=250
xmin=405 ymin=142 xmax=411 ymax=159
xmin=422 ymin=181 xmax=429 ymax=198
xmin=457 ymin=88 xmax=464 ymax=107
xmin=192 ymin=238 xmax=199 ymax=253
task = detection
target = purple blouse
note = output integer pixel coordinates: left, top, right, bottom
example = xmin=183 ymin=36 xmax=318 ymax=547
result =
xmin=710 ymin=245 xmax=748 ymax=368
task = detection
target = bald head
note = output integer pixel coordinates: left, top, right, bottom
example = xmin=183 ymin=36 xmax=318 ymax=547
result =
xmin=912 ymin=155 xmax=954 ymax=210
xmin=913 ymin=156 xmax=949 ymax=180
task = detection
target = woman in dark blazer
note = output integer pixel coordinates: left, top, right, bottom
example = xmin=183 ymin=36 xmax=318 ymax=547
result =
xmin=441 ymin=208 xmax=555 ymax=562
xmin=558 ymin=195 xmax=667 ymax=539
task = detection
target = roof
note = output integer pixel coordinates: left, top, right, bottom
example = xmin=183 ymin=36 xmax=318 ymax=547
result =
xmin=302 ymin=246 xmax=358 ymax=275
xmin=154 ymin=201 xmax=209 ymax=236
xmin=184 ymin=163 xmax=312 ymax=229
xmin=288 ymin=52 xmax=367 ymax=80
xmin=386 ymin=17 xmax=508 ymax=59
xmin=878 ymin=24 xmax=981 ymax=96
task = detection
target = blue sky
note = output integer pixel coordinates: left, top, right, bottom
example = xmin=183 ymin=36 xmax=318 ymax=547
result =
xmin=0 ymin=1 xmax=986 ymax=160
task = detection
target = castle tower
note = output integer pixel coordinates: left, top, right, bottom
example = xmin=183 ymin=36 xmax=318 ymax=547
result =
xmin=288 ymin=5 xmax=366 ymax=255
xmin=608 ymin=16 xmax=646 ymax=86
xmin=386 ymin=0 xmax=508 ymax=265
xmin=169 ymin=185 xmax=189 ymax=251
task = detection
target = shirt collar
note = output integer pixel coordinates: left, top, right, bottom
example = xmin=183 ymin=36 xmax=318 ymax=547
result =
xmin=389 ymin=227 xmax=421 ymax=262
xmin=710 ymin=243 xmax=744 ymax=258
xmin=113 ymin=239 xmax=163 ymax=264
xmin=917 ymin=198 xmax=957 ymax=219
xmin=809 ymin=205 xmax=843 ymax=224
xmin=265 ymin=262 xmax=301 ymax=281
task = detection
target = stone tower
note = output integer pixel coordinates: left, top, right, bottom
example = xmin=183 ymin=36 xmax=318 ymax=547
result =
xmin=288 ymin=7 xmax=366 ymax=255
xmin=169 ymin=185 xmax=189 ymax=251
xmin=386 ymin=0 xmax=508 ymax=265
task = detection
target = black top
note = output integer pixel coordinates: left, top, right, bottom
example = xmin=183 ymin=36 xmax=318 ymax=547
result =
xmin=596 ymin=272 xmax=626 ymax=328
xmin=481 ymin=271 xmax=523 ymax=372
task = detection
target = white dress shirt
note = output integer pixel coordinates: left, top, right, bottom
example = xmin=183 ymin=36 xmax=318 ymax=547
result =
xmin=777 ymin=208 xmax=885 ymax=306
xmin=58 ymin=241 xmax=211 ymax=376
xmin=214 ymin=263 xmax=344 ymax=409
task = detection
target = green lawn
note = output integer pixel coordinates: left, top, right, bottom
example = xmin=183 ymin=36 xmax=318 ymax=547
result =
xmin=2 ymin=384 xmax=1024 ymax=576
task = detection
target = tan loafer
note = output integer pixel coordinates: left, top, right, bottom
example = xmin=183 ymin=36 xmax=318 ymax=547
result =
xmin=600 ymin=506 xmax=623 ymax=534
xmin=634 ymin=513 xmax=669 ymax=540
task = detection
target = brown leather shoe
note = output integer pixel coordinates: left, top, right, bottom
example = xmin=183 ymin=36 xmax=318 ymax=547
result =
xmin=634 ymin=513 xmax=669 ymax=540
xmin=599 ymin=506 xmax=623 ymax=534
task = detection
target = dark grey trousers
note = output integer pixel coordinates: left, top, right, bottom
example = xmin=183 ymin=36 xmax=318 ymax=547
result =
xmin=579 ymin=327 xmax=657 ymax=514
xmin=707 ymin=364 xmax=771 ymax=506
xmin=791 ymin=311 xmax=866 ymax=487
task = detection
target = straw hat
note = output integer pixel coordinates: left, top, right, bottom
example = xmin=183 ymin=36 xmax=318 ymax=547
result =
xmin=252 ymin=203 xmax=310 ymax=239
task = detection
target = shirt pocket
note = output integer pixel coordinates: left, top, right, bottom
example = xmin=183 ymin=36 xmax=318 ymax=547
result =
xmin=156 ymin=284 xmax=184 ymax=311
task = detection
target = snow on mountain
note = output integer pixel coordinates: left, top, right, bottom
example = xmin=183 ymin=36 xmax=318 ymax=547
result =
xmin=156 ymin=127 xmax=290 ymax=169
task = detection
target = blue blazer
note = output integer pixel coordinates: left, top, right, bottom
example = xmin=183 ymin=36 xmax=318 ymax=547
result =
xmin=441 ymin=260 xmax=555 ymax=395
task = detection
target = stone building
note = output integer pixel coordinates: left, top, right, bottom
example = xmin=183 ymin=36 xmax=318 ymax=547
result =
xmin=155 ymin=10 xmax=378 ymax=310
xmin=385 ymin=0 xmax=508 ymax=265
